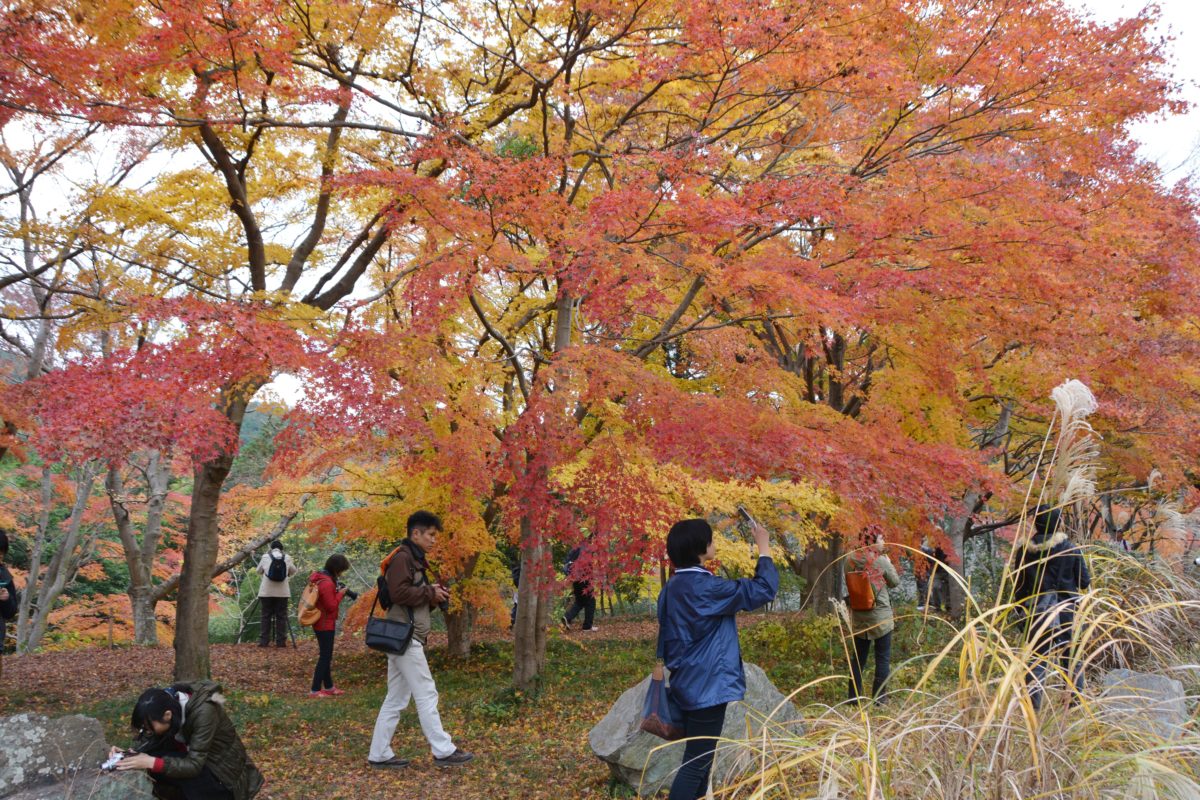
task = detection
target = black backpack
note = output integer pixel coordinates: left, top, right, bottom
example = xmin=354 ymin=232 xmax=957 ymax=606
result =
xmin=376 ymin=545 xmax=405 ymax=611
xmin=266 ymin=551 xmax=288 ymax=582
xmin=564 ymin=546 xmax=582 ymax=578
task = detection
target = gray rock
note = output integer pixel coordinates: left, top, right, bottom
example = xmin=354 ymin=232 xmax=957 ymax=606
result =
xmin=0 ymin=713 xmax=110 ymax=795
xmin=0 ymin=712 xmax=156 ymax=799
xmin=4 ymin=769 xmax=155 ymax=800
xmin=1098 ymin=669 xmax=1188 ymax=740
xmin=589 ymin=662 xmax=801 ymax=796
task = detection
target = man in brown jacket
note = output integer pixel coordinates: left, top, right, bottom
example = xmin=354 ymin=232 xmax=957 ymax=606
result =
xmin=367 ymin=511 xmax=473 ymax=768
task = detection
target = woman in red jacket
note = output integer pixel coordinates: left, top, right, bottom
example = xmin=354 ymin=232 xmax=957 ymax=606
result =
xmin=308 ymin=554 xmax=354 ymax=698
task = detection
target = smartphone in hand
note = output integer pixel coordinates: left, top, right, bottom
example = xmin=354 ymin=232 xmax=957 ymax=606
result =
xmin=736 ymin=505 xmax=757 ymax=530
xmin=736 ymin=506 xmax=759 ymax=555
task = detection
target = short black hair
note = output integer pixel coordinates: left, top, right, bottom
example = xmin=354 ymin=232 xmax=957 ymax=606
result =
xmin=667 ymin=519 xmax=713 ymax=569
xmin=1032 ymin=505 xmax=1061 ymax=539
xmin=269 ymin=539 xmax=283 ymax=550
xmin=131 ymin=688 xmax=182 ymax=735
xmin=324 ymin=553 xmax=350 ymax=576
xmin=0 ymin=529 xmax=9 ymax=556
xmin=407 ymin=510 xmax=442 ymax=534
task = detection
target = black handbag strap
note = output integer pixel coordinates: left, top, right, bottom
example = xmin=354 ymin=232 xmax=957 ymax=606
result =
xmin=368 ymin=591 xmax=414 ymax=623
xmin=655 ymin=579 xmax=669 ymax=661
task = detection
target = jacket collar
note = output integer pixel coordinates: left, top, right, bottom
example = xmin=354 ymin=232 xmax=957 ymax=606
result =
xmin=1024 ymin=530 xmax=1069 ymax=553
xmin=402 ymin=538 xmax=428 ymax=569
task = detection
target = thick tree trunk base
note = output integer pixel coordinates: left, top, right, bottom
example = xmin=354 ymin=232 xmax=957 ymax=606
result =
xmin=513 ymin=519 xmax=549 ymax=691
xmin=131 ymin=592 xmax=159 ymax=646
xmin=799 ymin=534 xmax=842 ymax=615
xmin=446 ymin=605 xmax=475 ymax=659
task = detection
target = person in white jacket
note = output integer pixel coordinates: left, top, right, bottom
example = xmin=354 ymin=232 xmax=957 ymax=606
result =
xmin=256 ymin=540 xmax=297 ymax=647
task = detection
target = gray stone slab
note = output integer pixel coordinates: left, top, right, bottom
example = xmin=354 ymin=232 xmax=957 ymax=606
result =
xmin=589 ymin=662 xmax=801 ymax=796
xmin=1098 ymin=668 xmax=1188 ymax=741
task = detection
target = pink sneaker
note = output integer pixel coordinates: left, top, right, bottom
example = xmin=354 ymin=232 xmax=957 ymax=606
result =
xmin=308 ymin=690 xmax=331 ymax=698
xmin=324 ymin=687 xmax=345 ymax=696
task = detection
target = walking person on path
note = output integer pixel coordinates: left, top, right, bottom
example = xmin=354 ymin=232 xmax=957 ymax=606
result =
xmin=368 ymin=510 xmax=473 ymax=769
xmin=561 ymin=543 xmax=598 ymax=632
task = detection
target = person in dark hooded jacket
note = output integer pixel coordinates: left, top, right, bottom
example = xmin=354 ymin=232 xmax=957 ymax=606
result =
xmin=112 ymin=680 xmax=263 ymax=800
xmin=1012 ymin=505 xmax=1091 ymax=709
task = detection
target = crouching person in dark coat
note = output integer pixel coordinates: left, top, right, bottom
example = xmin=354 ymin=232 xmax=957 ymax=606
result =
xmin=112 ymin=680 xmax=264 ymax=800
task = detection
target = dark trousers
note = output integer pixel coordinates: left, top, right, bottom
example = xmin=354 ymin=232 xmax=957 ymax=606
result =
xmin=1028 ymin=603 xmax=1083 ymax=710
xmin=668 ymin=702 xmax=727 ymax=800
xmin=1056 ymin=606 xmax=1084 ymax=695
xmin=930 ymin=573 xmax=951 ymax=612
xmin=258 ymin=596 xmax=288 ymax=646
xmin=564 ymin=582 xmax=596 ymax=629
xmin=849 ymin=632 xmax=892 ymax=701
xmin=311 ymin=629 xmax=336 ymax=691
xmin=145 ymin=748 xmax=233 ymax=800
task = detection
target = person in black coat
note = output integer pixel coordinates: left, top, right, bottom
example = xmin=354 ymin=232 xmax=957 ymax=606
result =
xmin=1012 ymin=505 xmax=1091 ymax=709
xmin=0 ymin=529 xmax=20 ymax=683
xmin=561 ymin=544 xmax=598 ymax=632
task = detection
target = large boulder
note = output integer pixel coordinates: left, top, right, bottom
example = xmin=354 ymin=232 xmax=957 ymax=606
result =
xmin=590 ymin=662 xmax=801 ymax=796
xmin=1097 ymin=669 xmax=1188 ymax=740
xmin=4 ymin=769 xmax=155 ymax=800
xmin=0 ymin=712 xmax=154 ymax=799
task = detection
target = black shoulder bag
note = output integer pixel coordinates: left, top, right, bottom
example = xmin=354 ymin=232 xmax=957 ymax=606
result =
xmin=365 ymin=574 xmax=415 ymax=655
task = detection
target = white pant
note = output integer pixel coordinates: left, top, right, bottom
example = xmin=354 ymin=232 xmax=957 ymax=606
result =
xmin=368 ymin=641 xmax=456 ymax=760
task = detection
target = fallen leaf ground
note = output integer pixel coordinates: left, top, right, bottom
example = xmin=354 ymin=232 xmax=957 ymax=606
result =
xmin=1 ymin=609 xmax=955 ymax=799
xmin=1 ymin=620 xmax=661 ymax=799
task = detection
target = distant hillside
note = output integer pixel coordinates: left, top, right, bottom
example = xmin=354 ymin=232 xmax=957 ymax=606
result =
xmin=239 ymin=404 xmax=284 ymax=445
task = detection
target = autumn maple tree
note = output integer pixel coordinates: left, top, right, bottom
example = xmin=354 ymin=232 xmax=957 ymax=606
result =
xmin=1 ymin=0 xmax=1197 ymax=688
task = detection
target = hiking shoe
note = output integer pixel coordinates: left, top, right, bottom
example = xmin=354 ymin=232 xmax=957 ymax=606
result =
xmin=581 ymin=625 xmax=599 ymax=632
xmin=434 ymin=749 xmax=474 ymax=767
xmin=367 ymin=756 xmax=410 ymax=769
xmin=559 ymin=616 xmax=571 ymax=631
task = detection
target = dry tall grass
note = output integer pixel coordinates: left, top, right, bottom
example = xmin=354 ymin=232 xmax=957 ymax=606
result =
xmin=714 ymin=381 xmax=1200 ymax=799
xmin=714 ymin=549 xmax=1200 ymax=800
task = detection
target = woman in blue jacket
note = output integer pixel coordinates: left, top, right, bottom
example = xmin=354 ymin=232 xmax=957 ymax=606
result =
xmin=658 ymin=518 xmax=778 ymax=800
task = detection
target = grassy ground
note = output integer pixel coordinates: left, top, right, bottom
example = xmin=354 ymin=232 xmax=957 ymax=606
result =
xmin=0 ymin=609 xmax=959 ymax=799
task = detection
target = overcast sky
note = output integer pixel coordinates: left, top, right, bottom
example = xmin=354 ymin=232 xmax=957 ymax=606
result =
xmin=1075 ymin=0 xmax=1200 ymax=180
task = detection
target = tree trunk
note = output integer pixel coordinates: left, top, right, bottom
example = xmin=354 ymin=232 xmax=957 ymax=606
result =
xmin=108 ymin=452 xmax=170 ymax=645
xmin=941 ymin=490 xmax=981 ymax=619
xmin=512 ymin=290 xmax=572 ymax=689
xmin=445 ymin=605 xmax=476 ymax=659
xmin=512 ymin=517 xmax=550 ymax=691
xmin=445 ymin=553 xmax=479 ymax=658
xmin=15 ymin=465 xmax=53 ymax=648
xmin=23 ymin=462 xmax=100 ymax=651
xmin=799 ymin=532 xmax=842 ymax=614
xmin=130 ymin=588 xmax=159 ymax=645
xmin=173 ymin=391 xmax=253 ymax=682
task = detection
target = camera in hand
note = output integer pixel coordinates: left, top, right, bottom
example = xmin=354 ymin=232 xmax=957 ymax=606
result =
xmin=337 ymin=582 xmax=359 ymax=602
xmin=101 ymin=750 xmax=131 ymax=772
